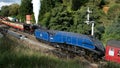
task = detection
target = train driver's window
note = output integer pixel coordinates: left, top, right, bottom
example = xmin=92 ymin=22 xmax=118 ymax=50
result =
xmin=109 ymin=48 xmax=114 ymax=56
xmin=117 ymin=50 xmax=120 ymax=57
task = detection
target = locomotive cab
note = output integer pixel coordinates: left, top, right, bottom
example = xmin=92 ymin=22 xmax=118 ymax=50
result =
xmin=23 ymin=24 xmax=41 ymax=34
xmin=23 ymin=24 xmax=32 ymax=33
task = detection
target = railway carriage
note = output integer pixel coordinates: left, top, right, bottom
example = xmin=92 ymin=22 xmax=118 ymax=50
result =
xmin=0 ymin=20 xmax=24 ymax=30
xmin=105 ymin=40 xmax=120 ymax=63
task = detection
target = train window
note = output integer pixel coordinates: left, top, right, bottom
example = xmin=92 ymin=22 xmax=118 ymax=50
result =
xmin=117 ymin=50 xmax=120 ymax=57
xmin=109 ymin=48 xmax=114 ymax=56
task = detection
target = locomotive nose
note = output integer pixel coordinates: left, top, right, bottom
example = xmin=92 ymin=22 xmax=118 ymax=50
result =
xmin=95 ymin=41 xmax=105 ymax=56
xmin=89 ymin=36 xmax=105 ymax=56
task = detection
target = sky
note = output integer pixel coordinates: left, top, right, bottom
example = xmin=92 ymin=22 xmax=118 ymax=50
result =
xmin=0 ymin=0 xmax=21 ymax=10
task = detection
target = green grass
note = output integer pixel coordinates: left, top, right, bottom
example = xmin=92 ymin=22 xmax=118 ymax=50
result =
xmin=103 ymin=62 xmax=120 ymax=68
xmin=0 ymin=37 xmax=85 ymax=68
xmin=1 ymin=36 xmax=120 ymax=68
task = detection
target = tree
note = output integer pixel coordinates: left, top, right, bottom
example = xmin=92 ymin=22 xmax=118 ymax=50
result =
xmin=71 ymin=0 xmax=88 ymax=10
xmin=39 ymin=0 xmax=63 ymax=24
xmin=9 ymin=4 xmax=20 ymax=16
xmin=48 ymin=6 xmax=73 ymax=31
xmin=99 ymin=0 xmax=106 ymax=8
xmin=0 ymin=10 xmax=1 ymax=16
xmin=108 ymin=4 xmax=120 ymax=20
xmin=102 ymin=15 xmax=120 ymax=43
xmin=40 ymin=0 xmax=61 ymax=15
xmin=115 ymin=0 xmax=120 ymax=3
xmin=19 ymin=0 xmax=33 ymax=22
xmin=0 ymin=6 xmax=9 ymax=16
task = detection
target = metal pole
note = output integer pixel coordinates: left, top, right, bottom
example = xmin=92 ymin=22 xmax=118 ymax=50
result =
xmin=91 ymin=22 xmax=94 ymax=36
xmin=85 ymin=7 xmax=95 ymax=36
xmin=87 ymin=7 xmax=90 ymax=21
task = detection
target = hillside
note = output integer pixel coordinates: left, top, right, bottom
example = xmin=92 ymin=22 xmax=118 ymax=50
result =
xmin=0 ymin=32 xmax=120 ymax=68
xmin=0 ymin=0 xmax=120 ymax=68
xmin=0 ymin=36 xmax=86 ymax=68
xmin=0 ymin=0 xmax=120 ymax=43
xmin=39 ymin=0 xmax=120 ymax=44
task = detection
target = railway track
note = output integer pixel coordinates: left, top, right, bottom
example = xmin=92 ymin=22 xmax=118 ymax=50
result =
xmin=8 ymin=28 xmax=85 ymax=59
xmin=9 ymin=28 xmax=77 ymax=59
xmin=8 ymin=28 xmax=55 ymax=50
xmin=34 ymin=38 xmax=102 ymax=63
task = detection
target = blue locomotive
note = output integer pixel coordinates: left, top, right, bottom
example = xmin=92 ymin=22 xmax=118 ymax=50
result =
xmin=0 ymin=17 xmax=105 ymax=59
xmin=34 ymin=28 xmax=105 ymax=58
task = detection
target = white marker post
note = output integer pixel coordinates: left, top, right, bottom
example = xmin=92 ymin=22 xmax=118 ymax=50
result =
xmin=91 ymin=22 xmax=94 ymax=36
xmin=84 ymin=7 xmax=95 ymax=36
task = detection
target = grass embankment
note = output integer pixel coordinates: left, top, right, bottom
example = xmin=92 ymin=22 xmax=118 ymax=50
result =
xmin=0 ymin=37 xmax=85 ymax=68
xmin=1 ymin=36 xmax=120 ymax=68
xmin=102 ymin=62 xmax=120 ymax=68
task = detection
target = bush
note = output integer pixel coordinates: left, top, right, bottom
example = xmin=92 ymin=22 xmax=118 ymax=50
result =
xmin=102 ymin=18 xmax=120 ymax=43
xmin=115 ymin=0 xmax=120 ymax=3
xmin=108 ymin=4 xmax=120 ymax=20
xmin=71 ymin=0 xmax=88 ymax=11
xmin=40 ymin=12 xmax=51 ymax=27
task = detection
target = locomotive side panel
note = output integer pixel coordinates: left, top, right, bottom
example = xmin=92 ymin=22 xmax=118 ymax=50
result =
xmin=34 ymin=29 xmax=49 ymax=41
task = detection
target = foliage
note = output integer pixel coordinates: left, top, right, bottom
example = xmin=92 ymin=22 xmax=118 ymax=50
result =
xmin=103 ymin=62 xmax=120 ymax=68
xmin=0 ymin=10 xmax=1 ymax=15
xmin=99 ymin=0 xmax=110 ymax=8
xmin=0 ymin=6 xmax=9 ymax=16
xmin=0 ymin=0 xmax=32 ymax=22
xmin=9 ymin=4 xmax=20 ymax=17
xmin=71 ymin=8 xmax=91 ymax=34
xmin=39 ymin=0 xmax=63 ymax=23
xmin=101 ymin=4 xmax=120 ymax=43
xmin=40 ymin=12 xmax=51 ymax=28
xmin=62 ymin=0 xmax=71 ymax=5
xmin=107 ymin=4 xmax=120 ymax=20
xmin=0 ymin=0 xmax=120 ymax=42
xmin=102 ymin=16 xmax=120 ymax=43
xmin=0 ymin=4 xmax=19 ymax=17
xmin=18 ymin=0 xmax=33 ymax=22
xmin=39 ymin=2 xmax=106 ymax=39
xmin=48 ymin=6 xmax=73 ymax=31
xmin=71 ymin=0 xmax=88 ymax=11
xmin=99 ymin=0 xmax=106 ymax=5
xmin=115 ymin=0 xmax=120 ymax=3
xmin=40 ymin=0 xmax=62 ymax=16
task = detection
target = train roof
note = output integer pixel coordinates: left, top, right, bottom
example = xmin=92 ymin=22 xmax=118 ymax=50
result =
xmin=107 ymin=40 xmax=120 ymax=48
xmin=48 ymin=30 xmax=58 ymax=34
xmin=57 ymin=31 xmax=91 ymax=39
